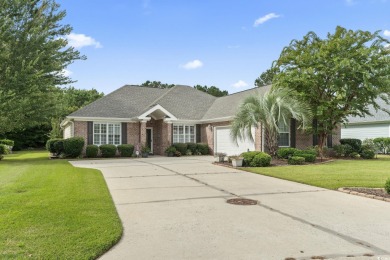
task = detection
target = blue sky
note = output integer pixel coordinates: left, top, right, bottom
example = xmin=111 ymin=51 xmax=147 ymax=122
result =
xmin=60 ymin=0 xmax=390 ymax=94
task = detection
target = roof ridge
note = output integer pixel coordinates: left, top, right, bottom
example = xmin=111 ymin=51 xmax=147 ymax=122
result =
xmin=222 ymin=85 xmax=271 ymax=98
xmin=142 ymin=85 xmax=178 ymax=110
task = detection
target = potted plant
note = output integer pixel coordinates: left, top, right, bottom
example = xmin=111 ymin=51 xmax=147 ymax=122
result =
xmin=141 ymin=145 xmax=151 ymax=158
xmin=165 ymin=146 xmax=176 ymax=157
xmin=230 ymin=155 xmax=243 ymax=167
xmin=214 ymin=152 xmax=226 ymax=162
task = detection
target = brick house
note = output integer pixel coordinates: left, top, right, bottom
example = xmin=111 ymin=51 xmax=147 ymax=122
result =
xmin=61 ymin=85 xmax=340 ymax=155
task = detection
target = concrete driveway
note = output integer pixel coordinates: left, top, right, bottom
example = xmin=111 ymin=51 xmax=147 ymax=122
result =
xmin=70 ymin=156 xmax=390 ymax=260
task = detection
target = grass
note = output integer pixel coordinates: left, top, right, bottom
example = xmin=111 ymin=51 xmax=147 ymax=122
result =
xmin=245 ymin=155 xmax=390 ymax=190
xmin=0 ymin=151 xmax=122 ymax=259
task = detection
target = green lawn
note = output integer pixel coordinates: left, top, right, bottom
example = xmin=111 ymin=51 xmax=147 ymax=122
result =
xmin=245 ymin=155 xmax=390 ymax=190
xmin=0 ymin=151 xmax=122 ymax=259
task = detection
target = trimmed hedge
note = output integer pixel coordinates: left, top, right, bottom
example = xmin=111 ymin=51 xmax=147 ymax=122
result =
xmin=277 ymin=147 xmax=298 ymax=159
xmin=63 ymin=137 xmax=85 ymax=158
xmin=173 ymin=143 xmax=188 ymax=155
xmin=360 ymin=148 xmax=375 ymax=159
xmin=196 ymin=143 xmax=209 ymax=155
xmin=46 ymin=138 xmax=63 ymax=154
xmin=288 ymin=156 xmax=305 ymax=165
xmin=53 ymin=140 xmax=65 ymax=156
xmin=100 ymin=144 xmax=117 ymax=158
xmin=251 ymin=152 xmax=272 ymax=167
xmin=117 ymin=144 xmax=134 ymax=157
xmin=340 ymin=138 xmax=362 ymax=153
xmin=241 ymin=151 xmax=260 ymax=166
xmin=293 ymin=151 xmax=316 ymax=162
xmin=186 ymin=143 xmax=198 ymax=154
xmin=86 ymin=145 xmax=99 ymax=158
xmin=0 ymin=139 xmax=14 ymax=147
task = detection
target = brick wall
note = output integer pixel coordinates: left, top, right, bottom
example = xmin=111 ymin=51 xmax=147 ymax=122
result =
xmin=161 ymin=122 xmax=172 ymax=155
xmin=127 ymin=122 xmax=140 ymax=147
xmin=73 ymin=121 xmax=88 ymax=146
xmin=296 ymin=129 xmax=313 ymax=149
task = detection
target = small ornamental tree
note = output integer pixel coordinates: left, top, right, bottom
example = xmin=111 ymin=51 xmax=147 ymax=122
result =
xmin=274 ymin=26 xmax=390 ymax=157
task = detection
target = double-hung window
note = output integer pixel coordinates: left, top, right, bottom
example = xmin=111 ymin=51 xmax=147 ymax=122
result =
xmin=278 ymin=120 xmax=290 ymax=147
xmin=93 ymin=123 xmax=121 ymax=145
xmin=173 ymin=124 xmax=195 ymax=143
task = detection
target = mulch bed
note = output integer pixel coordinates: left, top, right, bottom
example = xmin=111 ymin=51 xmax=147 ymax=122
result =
xmin=343 ymin=187 xmax=390 ymax=199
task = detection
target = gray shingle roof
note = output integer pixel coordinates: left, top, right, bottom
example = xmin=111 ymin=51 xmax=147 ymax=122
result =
xmin=346 ymin=98 xmax=390 ymax=124
xmin=68 ymin=84 xmax=269 ymax=121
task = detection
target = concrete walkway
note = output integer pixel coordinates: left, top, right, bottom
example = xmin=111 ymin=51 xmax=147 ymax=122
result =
xmin=70 ymin=157 xmax=390 ymax=260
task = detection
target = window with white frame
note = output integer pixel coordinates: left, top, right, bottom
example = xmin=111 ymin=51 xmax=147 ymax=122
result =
xmin=94 ymin=123 xmax=121 ymax=145
xmin=278 ymin=120 xmax=290 ymax=147
xmin=173 ymin=124 xmax=195 ymax=143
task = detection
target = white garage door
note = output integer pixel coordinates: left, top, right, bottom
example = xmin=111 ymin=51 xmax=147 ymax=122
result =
xmin=214 ymin=126 xmax=255 ymax=156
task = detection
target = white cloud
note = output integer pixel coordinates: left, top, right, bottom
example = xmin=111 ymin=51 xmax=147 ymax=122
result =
xmin=61 ymin=69 xmax=72 ymax=77
xmin=65 ymin=33 xmax=102 ymax=49
xmin=182 ymin=59 xmax=203 ymax=70
xmin=253 ymin=13 xmax=280 ymax=27
xmin=232 ymin=80 xmax=248 ymax=88
xmin=384 ymin=30 xmax=390 ymax=37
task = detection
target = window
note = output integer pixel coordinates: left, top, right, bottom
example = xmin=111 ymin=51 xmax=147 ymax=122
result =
xmin=278 ymin=120 xmax=290 ymax=147
xmin=94 ymin=123 xmax=121 ymax=145
xmin=173 ymin=124 xmax=195 ymax=143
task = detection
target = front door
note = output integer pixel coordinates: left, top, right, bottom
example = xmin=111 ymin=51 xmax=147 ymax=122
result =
xmin=146 ymin=128 xmax=153 ymax=154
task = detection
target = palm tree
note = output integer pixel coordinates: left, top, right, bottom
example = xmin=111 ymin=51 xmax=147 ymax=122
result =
xmin=231 ymin=87 xmax=311 ymax=157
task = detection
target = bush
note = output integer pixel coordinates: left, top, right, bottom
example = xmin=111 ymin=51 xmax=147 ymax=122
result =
xmin=46 ymin=138 xmax=63 ymax=154
xmin=332 ymin=144 xmax=353 ymax=157
xmin=241 ymin=151 xmax=262 ymax=166
xmin=0 ymin=144 xmax=8 ymax=155
xmin=288 ymin=156 xmax=305 ymax=165
xmin=99 ymin=144 xmax=117 ymax=158
xmin=165 ymin=146 xmax=176 ymax=155
xmin=0 ymin=139 xmax=14 ymax=147
xmin=340 ymin=138 xmax=362 ymax=153
xmin=86 ymin=145 xmax=99 ymax=158
xmin=53 ymin=139 xmax=65 ymax=155
xmin=173 ymin=143 xmax=188 ymax=155
xmin=117 ymin=144 xmax=134 ymax=157
xmin=360 ymin=148 xmax=375 ymax=159
xmin=385 ymin=178 xmax=390 ymax=194
xmin=250 ymin=152 xmax=272 ymax=167
xmin=63 ymin=137 xmax=85 ymax=158
xmin=277 ymin=147 xmax=298 ymax=159
xmin=362 ymin=138 xmax=375 ymax=151
xmin=293 ymin=151 xmax=316 ymax=162
xmin=186 ymin=143 xmax=197 ymax=154
xmin=349 ymin=152 xmax=359 ymax=159
xmin=196 ymin=143 xmax=210 ymax=155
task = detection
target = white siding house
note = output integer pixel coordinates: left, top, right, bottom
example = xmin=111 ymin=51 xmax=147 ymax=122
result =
xmin=341 ymin=99 xmax=390 ymax=140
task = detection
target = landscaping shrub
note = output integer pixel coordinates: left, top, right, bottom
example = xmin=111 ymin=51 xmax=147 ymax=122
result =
xmin=165 ymin=146 xmax=176 ymax=156
xmin=0 ymin=144 xmax=8 ymax=155
xmin=63 ymin=137 xmax=85 ymax=158
xmin=288 ymin=156 xmax=305 ymax=165
xmin=360 ymin=148 xmax=375 ymax=159
xmin=241 ymin=151 xmax=262 ymax=166
xmin=53 ymin=139 xmax=65 ymax=155
xmin=186 ymin=143 xmax=197 ymax=154
xmin=340 ymin=138 xmax=362 ymax=153
xmin=362 ymin=138 xmax=375 ymax=151
xmin=293 ymin=151 xmax=316 ymax=162
xmin=46 ymin=138 xmax=63 ymax=154
xmin=86 ymin=145 xmax=99 ymax=158
xmin=373 ymin=137 xmax=390 ymax=154
xmin=99 ymin=144 xmax=117 ymax=158
xmin=276 ymin=147 xmax=298 ymax=159
xmin=385 ymin=178 xmax=390 ymax=194
xmin=332 ymin=144 xmax=353 ymax=157
xmin=173 ymin=143 xmax=188 ymax=155
xmin=117 ymin=144 xmax=134 ymax=157
xmin=0 ymin=139 xmax=14 ymax=147
xmin=250 ymin=152 xmax=271 ymax=167
xmin=349 ymin=152 xmax=359 ymax=159
xmin=196 ymin=143 xmax=210 ymax=155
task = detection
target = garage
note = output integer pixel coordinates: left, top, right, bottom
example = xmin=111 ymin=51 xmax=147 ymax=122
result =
xmin=214 ymin=126 xmax=256 ymax=155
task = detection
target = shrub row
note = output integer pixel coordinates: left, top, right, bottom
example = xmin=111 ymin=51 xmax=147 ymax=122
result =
xmin=241 ymin=151 xmax=271 ymax=167
xmin=170 ymin=143 xmax=210 ymax=156
xmin=86 ymin=144 xmax=135 ymax=158
xmin=288 ymin=156 xmax=305 ymax=165
xmin=277 ymin=147 xmax=317 ymax=163
xmin=333 ymin=138 xmax=375 ymax=159
xmin=46 ymin=137 xmax=85 ymax=158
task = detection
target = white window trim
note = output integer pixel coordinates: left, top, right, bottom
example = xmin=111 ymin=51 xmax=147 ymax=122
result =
xmin=278 ymin=121 xmax=290 ymax=147
xmin=93 ymin=122 xmax=122 ymax=146
xmin=173 ymin=124 xmax=196 ymax=143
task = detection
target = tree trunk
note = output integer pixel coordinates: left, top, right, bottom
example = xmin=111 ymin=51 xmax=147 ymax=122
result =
xmin=317 ymin=133 xmax=327 ymax=158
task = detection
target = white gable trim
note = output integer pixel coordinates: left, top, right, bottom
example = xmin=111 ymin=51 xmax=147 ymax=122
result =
xmin=138 ymin=104 xmax=178 ymax=121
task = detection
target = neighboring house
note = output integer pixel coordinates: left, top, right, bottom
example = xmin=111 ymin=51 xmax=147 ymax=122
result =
xmin=341 ymin=99 xmax=390 ymax=140
xmin=61 ymin=85 xmax=340 ymax=155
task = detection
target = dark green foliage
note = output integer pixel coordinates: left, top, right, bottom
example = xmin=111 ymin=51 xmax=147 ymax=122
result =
xmin=293 ymin=151 xmax=316 ymax=162
xmin=277 ymin=147 xmax=298 ymax=159
xmin=0 ymin=139 xmax=14 ymax=146
xmin=333 ymin=144 xmax=354 ymax=157
xmin=193 ymin=85 xmax=228 ymax=97
xmin=99 ymin=144 xmax=117 ymax=158
xmin=288 ymin=156 xmax=305 ymax=165
xmin=141 ymin=80 xmax=175 ymax=89
xmin=2 ymin=125 xmax=51 ymax=150
xmin=340 ymin=139 xmax=362 ymax=153
xmin=63 ymin=137 xmax=84 ymax=158
xmin=360 ymin=148 xmax=375 ymax=159
xmin=250 ymin=152 xmax=272 ymax=167
xmin=165 ymin=146 xmax=176 ymax=155
xmin=255 ymin=67 xmax=279 ymax=87
xmin=86 ymin=145 xmax=99 ymax=158
xmin=385 ymin=178 xmax=390 ymax=194
xmin=349 ymin=152 xmax=359 ymax=158
xmin=117 ymin=144 xmax=134 ymax=157
xmin=241 ymin=151 xmax=262 ymax=166
xmin=0 ymin=144 xmax=8 ymax=155
xmin=173 ymin=143 xmax=188 ymax=155
xmin=46 ymin=138 xmax=63 ymax=154
xmin=53 ymin=140 xmax=65 ymax=155
xmin=186 ymin=143 xmax=198 ymax=154
xmin=196 ymin=143 xmax=210 ymax=155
